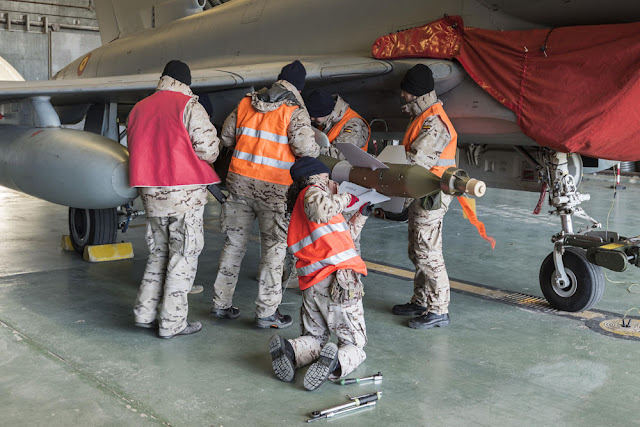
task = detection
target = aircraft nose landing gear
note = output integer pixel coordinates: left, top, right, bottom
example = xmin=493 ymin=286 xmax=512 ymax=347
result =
xmin=539 ymin=150 xmax=605 ymax=312
xmin=537 ymin=150 xmax=640 ymax=312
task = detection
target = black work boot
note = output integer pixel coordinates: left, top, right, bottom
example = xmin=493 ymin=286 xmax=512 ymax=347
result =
xmin=408 ymin=312 xmax=450 ymax=329
xmin=159 ymin=321 xmax=203 ymax=339
xmin=256 ymin=309 xmax=293 ymax=329
xmin=269 ymin=334 xmax=296 ymax=382
xmin=392 ymin=302 xmax=427 ymax=316
xmin=211 ymin=306 xmax=241 ymax=319
xmin=303 ymin=342 xmax=339 ymax=391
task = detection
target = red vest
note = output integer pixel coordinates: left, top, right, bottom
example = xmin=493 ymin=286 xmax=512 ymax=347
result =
xmin=128 ymin=91 xmax=219 ymax=187
xmin=326 ymin=107 xmax=371 ymax=152
xmin=402 ymin=102 xmax=457 ymax=178
xmin=287 ymin=186 xmax=367 ymax=290
xmin=229 ymin=97 xmax=298 ymax=186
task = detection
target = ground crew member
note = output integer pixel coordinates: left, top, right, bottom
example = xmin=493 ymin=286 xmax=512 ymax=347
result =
xmin=304 ymin=88 xmax=371 ymax=253
xmin=270 ymin=156 xmax=368 ymax=391
xmin=304 ymin=89 xmax=370 ymax=159
xmin=391 ymin=64 xmax=457 ymax=329
xmin=128 ymin=60 xmax=220 ymax=339
xmin=211 ymin=60 xmax=319 ymax=328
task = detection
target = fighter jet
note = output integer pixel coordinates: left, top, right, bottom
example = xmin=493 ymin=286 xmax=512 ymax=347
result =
xmin=0 ymin=0 xmax=639 ymax=312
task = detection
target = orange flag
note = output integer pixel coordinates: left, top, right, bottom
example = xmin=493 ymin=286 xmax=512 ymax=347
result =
xmin=456 ymin=196 xmax=496 ymax=249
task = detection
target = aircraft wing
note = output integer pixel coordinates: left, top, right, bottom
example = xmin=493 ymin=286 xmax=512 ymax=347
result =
xmin=0 ymin=56 xmax=392 ymax=106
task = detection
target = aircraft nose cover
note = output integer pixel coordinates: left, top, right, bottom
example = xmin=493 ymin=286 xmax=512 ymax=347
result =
xmin=372 ymin=16 xmax=640 ymax=161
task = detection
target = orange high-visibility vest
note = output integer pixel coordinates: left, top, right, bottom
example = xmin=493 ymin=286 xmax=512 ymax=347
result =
xmin=229 ymin=97 xmax=298 ymax=186
xmin=287 ymin=185 xmax=367 ymax=290
xmin=401 ymin=102 xmax=457 ymax=178
xmin=325 ymin=107 xmax=371 ymax=152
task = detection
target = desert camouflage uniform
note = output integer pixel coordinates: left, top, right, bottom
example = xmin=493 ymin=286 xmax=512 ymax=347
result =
xmin=287 ymin=176 xmax=367 ymax=379
xmin=315 ymin=95 xmax=370 ymax=254
xmin=403 ymin=91 xmax=454 ymax=314
xmin=132 ymin=76 xmax=220 ymax=336
xmin=318 ymin=96 xmax=369 ymax=161
xmin=137 ymin=76 xmax=219 ymax=217
xmin=212 ymin=80 xmax=319 ymax=318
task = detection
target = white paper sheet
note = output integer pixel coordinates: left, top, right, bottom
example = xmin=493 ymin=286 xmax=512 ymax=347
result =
xmin=338 ymin=181 xmax=390 ymax=212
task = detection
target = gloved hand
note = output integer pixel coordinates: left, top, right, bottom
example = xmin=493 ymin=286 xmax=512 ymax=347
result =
xmin=359 ymin=202 xmax=373 ymax=216
xmin=347 ymin=194 xmax=359 ymax=208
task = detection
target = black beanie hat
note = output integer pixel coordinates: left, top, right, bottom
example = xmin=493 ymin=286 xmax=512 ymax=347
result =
xmin=290 ymin=156 xmax=330 ymax=180
xmin=162 ymin=60 xmax=191 ymax=86
xmin=305 ymin=89 xmax=335 ymax=117
xmin=400 ymin=64 xmax=434 ymax=97
xmin=277 ymin=60 xmax=306 ymax=91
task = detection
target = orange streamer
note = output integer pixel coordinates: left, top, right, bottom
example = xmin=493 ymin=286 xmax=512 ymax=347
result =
xmin=456 ymin=196 xmax=496 ymax=249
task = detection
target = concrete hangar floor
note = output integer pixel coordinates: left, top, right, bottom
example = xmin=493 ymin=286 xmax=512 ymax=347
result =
xmin=1 ymin=176 xmax=640 ymax=426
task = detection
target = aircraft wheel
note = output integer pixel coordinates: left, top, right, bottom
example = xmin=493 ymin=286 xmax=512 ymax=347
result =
xmin=539 ymin=247 xmax=605 ymax=312
xmin=68 ymin=207 xmax=118 ymax=254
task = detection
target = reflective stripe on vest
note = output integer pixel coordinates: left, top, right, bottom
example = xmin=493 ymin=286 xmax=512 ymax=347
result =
xmin=229 ymin=97 xmax=298 ymax=185
xmin=236 ymin=127 xmax=289 ymax=145
xmin=232 ymin=149 xmax=294 ymax=170
xmin=289 ymin=221 xmax=350 ymax=254
xmin=297 ymin=248 xmax=360 ymax=277
xmin=325 ymin=107 xmax=371 ymax=152
xmin=401 ymin=102 xmax=457 ymax=178
xmin=287 ymin=185 xmax=367 ymax=290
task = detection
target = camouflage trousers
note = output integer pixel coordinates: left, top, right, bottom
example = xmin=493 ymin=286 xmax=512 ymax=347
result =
xmin=407 ymin=193 xmax=453 ymax=315
xmin=212 ymin=193 xmax=288 ymax=318
xmin=288 ymin=275 xmax=367 ymax=379
xmin=134 ymin=207 xmax=205 ymax=337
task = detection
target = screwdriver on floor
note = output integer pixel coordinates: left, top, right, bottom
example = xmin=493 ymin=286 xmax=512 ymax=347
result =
xmin=338 ymin=371 xmax=382 ymax=385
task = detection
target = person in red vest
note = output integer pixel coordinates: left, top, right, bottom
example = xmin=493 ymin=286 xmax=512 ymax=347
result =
xmin=211 ymin=60 xmax=320 ymax=328
xmin=128 ymin=60 xmax=221 ymax=339
xmin=269 ymin=156 xmax=368 ymax=391
xmin=392 ymin=64 xmax=457 ymax=329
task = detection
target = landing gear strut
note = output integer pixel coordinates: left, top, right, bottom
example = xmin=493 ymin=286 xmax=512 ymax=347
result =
xmin=538 ymin=150 xmax=605 ymax=312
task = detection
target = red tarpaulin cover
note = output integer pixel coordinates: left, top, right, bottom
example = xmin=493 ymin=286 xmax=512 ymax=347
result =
xmin=372 ymin=16 xmax=640 ymax=161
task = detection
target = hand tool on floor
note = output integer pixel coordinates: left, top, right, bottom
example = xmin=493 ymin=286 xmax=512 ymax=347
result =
xmin=307 ymin=391 xmax=381 ymax=422
xmin=338 ymin=371 xmax=382 ymax=385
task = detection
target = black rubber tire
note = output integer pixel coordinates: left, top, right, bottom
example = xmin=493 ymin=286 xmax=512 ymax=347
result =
xmin=539 ymin=247 xmax=605 ymax=312
xmin=68 ymin=207 xmax=118 ymax=254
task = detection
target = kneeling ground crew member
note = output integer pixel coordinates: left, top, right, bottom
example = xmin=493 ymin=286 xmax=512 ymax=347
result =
xmin=270 ymin=157 xmax=368 ymax=391
xmin=392 ymin=64 xmax=457 ymax=330
xmin=304 ymin=88 xmax=371 ymax=253
xmin=129 ymin=60 xmax=220 ymax=339
xmin=211 ymin=60 xmax=319 ymax=328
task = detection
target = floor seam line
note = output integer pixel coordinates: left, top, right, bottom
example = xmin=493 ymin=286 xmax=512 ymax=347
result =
xmin=0 ymin=317 xmax=172 ymax=425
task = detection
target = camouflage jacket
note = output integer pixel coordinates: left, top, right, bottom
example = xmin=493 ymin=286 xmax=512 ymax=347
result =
xmin=304 ymin=176 xmax=366 ymax=247
xmin=137 ymin=76 xmax=220 ymax=217
xmin=402 ymin=91 xmax=451 ymax=171
xmin=221 ymin=80 xmax=319 ymax=211
xmin=317 ymin=96 xmax=369 ymax=160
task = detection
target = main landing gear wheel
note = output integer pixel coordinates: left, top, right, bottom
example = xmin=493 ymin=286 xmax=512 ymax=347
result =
xmin=539 ymin=247 xmax=605 ymax=312
xmin=68 ymin=207 xmax=118 ymax=254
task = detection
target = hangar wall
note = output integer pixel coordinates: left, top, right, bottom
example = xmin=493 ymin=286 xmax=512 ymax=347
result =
xmin=0 ymin=0 xmax=100 ymax=80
